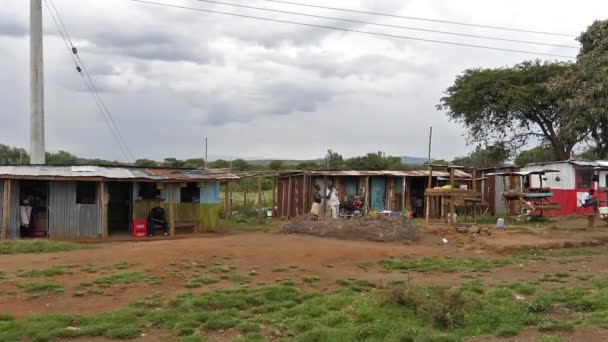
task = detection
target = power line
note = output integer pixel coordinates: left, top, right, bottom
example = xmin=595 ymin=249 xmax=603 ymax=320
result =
xmin=44 ymin=0 xmax=136 ymax=162
xmin=187 ymin=0 xmax=578 ymax=49
xmin=129 ymin=0 xmax=576 ymax=59
xmin=256 ymin=0 xmax=577 ymax=38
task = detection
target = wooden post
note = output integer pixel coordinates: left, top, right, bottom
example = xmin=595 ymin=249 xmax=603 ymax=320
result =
xmin=168 ymin=184 xmax=176 ymax=237
xmin=322 ymin=176 xmax=328 ymax=217
xmin=406 ymin=178 xmax=411 ymax=212
xmin=257 ymin=176 xmax=263 ymax=220
xmin=294 ymin=177 xmax=299 ymax=216
xmin=449 ymin=168 xmax=456 ymax=225
xmin=364 ymin=176 xmax=370 ymax=214
xmin=287 ymin=176 xmax=292 ymax=219
xmin=228 ymin=181 xmax=233 ymax=218
xmin=472 ymin=169 xmax=478 ymax=193
xmin=401 ymin=177 xmax=406 ymax=212
xmin=425 ymin=166 xmax=432 ymax=224
xmin=272 ymin=177 xmax=277 ymax=213
xmin=243 ymin=182 xmax=248 ymax=209
xmin=99 ymin=181 xmax=108 ymax=239
xmin=1 ymin=180 xmax=11 ymax=240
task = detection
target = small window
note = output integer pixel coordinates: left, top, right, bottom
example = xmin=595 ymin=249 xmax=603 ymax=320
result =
xmin=180 ymin=183 xmax=200 ymax=203
xmin=139 ymin=183 xmax=161 ymax=200
xmin=576 ymin=169 xmax=594 ymax=189
xmin=76 ymin=182 xmax=97 ymax=204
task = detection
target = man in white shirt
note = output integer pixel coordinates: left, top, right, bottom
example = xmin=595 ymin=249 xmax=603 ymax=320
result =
xmin=326 ymin=183 xmax=340 ymax=219
xmin=582 ymin=189 xmax=598 ymax=210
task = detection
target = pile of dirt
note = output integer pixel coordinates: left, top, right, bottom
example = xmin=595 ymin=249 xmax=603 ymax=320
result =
xmin=281 ymin=216 xmax=420 ymax=242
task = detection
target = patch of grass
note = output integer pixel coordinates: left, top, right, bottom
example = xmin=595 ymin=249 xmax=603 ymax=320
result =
xmin=302 ymin=276 xmax=320 ymax=284
xmin=357 ymin=261 xmax=374 ymax=270
xmin=0 ymin=314 xmax=13 ymax=321
xmin=272 ymin=267 xmax=289 ymax=273
xmin=92 ymin=272 xmax=148 ymax=288
xmin=209 ymin=265 xmax=236 ymax=274
xmin=112 ymin=262 xmax=132 ymax=270
xmin=537 ymin=320 xmax=574 ymax=332
xmin=540 ymin=273 xmax=570 ymax=283
xmin=520 ymin=248 xmax=599 ymax=259
xmin=228 ymin=274 xmax=251 ymax=285
xmin=378 ymin=256 xmax=512 ymax=273
xmin=185 ymin=276 xmax=219 ymax=289
xmin=576 ymin=274 xmax=595 ymax=281
xmin=18 ymin=280 xmax=64 ymax=294
xmin=537 ymin=336 xmax=563 ymax=342
xmin=335 ymin=278 xmax=375 ymax=292
xmin=17 ymin=266 xmax=73 ymax=278
xmin=0 ymin=240 xmax=93 ymax=255
xmin=72 ymin=291 xmax=86 ymax=297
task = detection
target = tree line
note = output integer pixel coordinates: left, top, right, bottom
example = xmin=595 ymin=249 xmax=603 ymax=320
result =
xmin=439 ymin=20 xmax=608 ymax=168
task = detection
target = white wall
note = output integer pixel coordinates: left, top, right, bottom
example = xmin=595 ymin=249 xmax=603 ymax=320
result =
xmin=600 ymin=170 xmax=608 ymax=188
xmin=520 ymin=162 xmax=575 ymax=190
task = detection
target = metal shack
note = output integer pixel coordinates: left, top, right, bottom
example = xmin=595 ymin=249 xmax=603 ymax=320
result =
xmin=275 ymin=169 xmax=470 ymax=219
xmin=0 ymin=165 xmax=238 ymax=240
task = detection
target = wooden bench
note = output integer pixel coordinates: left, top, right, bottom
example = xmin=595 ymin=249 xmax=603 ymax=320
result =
xmin=174 ymin=220 xmax=200 ymax=233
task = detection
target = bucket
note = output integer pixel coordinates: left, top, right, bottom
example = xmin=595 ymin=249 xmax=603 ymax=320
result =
xmin=392 ymin=212 xmax=400 ymax=217
xmin=446 ymin=213 xmax=458 ymax=223
xmin=266 ymin=210 xmax=273 ymax=218
xmin=496 ymin=218 xmax=506 ymax=230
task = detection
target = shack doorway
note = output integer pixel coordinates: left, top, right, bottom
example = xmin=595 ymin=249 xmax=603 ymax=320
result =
xmin=19 ymin=180 xmax=49 ymax=238
xmin=108 ymin=182 xmax=132 ymax=236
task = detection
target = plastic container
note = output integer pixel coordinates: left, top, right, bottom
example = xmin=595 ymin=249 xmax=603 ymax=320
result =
xmin=447 ymin=213 xmax=458 ymax=223
xmin=496 ymin=218 xmax=505 ymax=230
xmin=392 ymin=212 xmax=400 ymax=217
xmin=132 ymin=219 xmax=147 ymax=238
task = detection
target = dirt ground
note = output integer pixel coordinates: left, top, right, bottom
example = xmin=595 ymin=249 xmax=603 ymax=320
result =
xmin=1 ymin=217 xmax=608 ymax=341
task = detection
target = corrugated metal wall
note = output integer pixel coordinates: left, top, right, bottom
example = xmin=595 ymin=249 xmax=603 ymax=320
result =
xmin=49 ymin=181 xmax=101 ymax=239
xmin=521 ymin=163 xmax=574 ymax=189
xmin=8 ymin=181 xmax=20 ymax=239
xmin=200 ymin=181 xmax=220 ymax=204
xmin=0 ymin=180 xmax=3 ymax=235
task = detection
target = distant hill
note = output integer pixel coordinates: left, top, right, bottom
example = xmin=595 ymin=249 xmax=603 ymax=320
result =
xmin=401 ymin=156 xmax=429 ymax=165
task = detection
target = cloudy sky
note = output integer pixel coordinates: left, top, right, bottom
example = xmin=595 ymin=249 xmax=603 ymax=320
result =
xmin=0 ymin=0 xmax=605 ymax=162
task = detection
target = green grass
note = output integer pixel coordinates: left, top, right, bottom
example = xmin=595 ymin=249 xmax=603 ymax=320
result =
xmin=92 ymin=272 xmax=148 ymax=288
xmin=185 ymin=276 xmax=219 ymax=289
xmin=537 ymin=336 xmax=563 ymax=342
xmin=8 ymin=276 xmax=608 ymax=342
xmin=302 ymin=276 xmax=320 ymax=284
xmin=0 ymin=240 xmax=92 ymax=255
xmin=272 ymin=267 xmax=289 ymax=273
xmin=17 ymin=266 xmax=73 ymax=278
xmin=18 ymin=281 xmax=64 ymax=294
xmin=228 ymin=274 xmax=251 ymax=285
xmin=378 ymin=256 xmax=512 ymax=273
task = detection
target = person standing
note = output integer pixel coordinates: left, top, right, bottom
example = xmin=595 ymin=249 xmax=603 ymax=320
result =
xmin=311 ymin=184 xmax=323 ymax=219
xmin=326 ymin=183 xmax=340 ymax=219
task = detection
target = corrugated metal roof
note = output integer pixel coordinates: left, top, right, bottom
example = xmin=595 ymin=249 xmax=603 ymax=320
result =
xmin=286 ymin=170 xmax=472 ymax=178
xmin=0 ymin=165 xmax=238 ymax=181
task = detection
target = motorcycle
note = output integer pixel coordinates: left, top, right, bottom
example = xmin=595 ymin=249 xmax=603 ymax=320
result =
xmin=339 ymin=198 xmax=364 ymax=218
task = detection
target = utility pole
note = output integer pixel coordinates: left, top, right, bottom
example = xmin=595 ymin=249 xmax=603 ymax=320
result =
xmin=427 ymin=127 xmax=433 ymax=167
xmin=204 ymin=138 xmax=208 ymax=170
xmin=30 ymin=0 xmax=45 ymax=164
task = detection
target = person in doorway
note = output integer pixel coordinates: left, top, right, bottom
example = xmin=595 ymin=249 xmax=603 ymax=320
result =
xmin=311 ymin=184 xmax=323 ymax=219
xmin=326 ymin=183 xmax=340 ymax=219
xmin=413 ymin=196 xmax=424 ymax=218
xmin=147 ymin=207 xmax=169 ymax=237
xmin=582 ymin=189 xmax=599 ymax=211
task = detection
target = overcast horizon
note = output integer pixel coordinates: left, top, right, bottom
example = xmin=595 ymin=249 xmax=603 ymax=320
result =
xmin=1 ymin=0 xmax=605 ymax=162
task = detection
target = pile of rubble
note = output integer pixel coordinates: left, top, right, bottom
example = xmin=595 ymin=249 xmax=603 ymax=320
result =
xmin=281 ymin=216 xmax=420 ymax=243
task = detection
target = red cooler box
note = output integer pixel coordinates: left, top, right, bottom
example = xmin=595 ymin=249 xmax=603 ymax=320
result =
xmin=132 ymin=219 xmax=147 ymax=238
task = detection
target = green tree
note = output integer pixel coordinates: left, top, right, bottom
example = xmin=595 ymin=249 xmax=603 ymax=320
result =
xmin=135 ymin=159 xmax=158 ymax=167
xmin=0 ymin=144 xmax=29 ymax=164
xmin=46 ymin=151 xmax=78 ymax=165
xmin=553 ymin=20 xmax=608 ymax=158
xmin=231 ymin=159 xmax=252 ymax=171
xmin=451 ymin=144 xmax=510 ymax=168
xmin=324 ymin=150 xmax=344 ymax=170
xmin=183 ymin=158 xmax=205 ymax=169
xmin=209 ymin=159 xmax=230 ymax=169
xmin=345 ymin=152 xmax=402 ymax=170
xmin=514 ymin=147 xmax=556 ymax=165
xmin=162 ymin=158 xmax=185 ymax=168
xmin=438 ymin=61 xmax=584 ymax=160
xmin=269 ymin=160 xmax=284 ymax=171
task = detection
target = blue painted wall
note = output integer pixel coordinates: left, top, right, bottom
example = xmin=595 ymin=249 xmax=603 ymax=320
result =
xmin=200 ymin=181 xmax=220 ymax=204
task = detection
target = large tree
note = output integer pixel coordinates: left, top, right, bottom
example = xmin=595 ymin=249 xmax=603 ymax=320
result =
xmin=438 ymin=61 xmax=585 ymax=160
xmin=451 ymin=144 xmax=510 ymax=168
xmin=553 ymin=20 xmax=608 ymax=158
